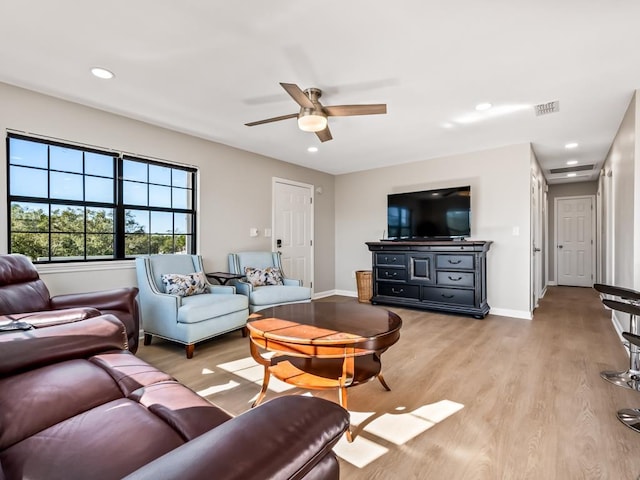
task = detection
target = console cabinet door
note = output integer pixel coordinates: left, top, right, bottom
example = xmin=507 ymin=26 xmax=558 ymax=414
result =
xmin=408 ymin=254 xmax=435 ymax=284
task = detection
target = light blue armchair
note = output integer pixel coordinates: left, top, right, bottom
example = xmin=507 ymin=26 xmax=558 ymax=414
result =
xmin=228 ymin=251 xmax=311 ymax=313
xmin=135 ymin=254 xmax=249 ymax=358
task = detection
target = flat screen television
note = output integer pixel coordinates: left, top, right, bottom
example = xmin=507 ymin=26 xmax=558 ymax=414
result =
xmin=387 ymin=186 xmax=471 ymax=240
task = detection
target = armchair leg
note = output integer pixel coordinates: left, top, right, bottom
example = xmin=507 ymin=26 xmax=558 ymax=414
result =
xmin=241 ymin=326 xmax=248 ymax=338
xmin=185 ymin=344 xmax=195 ymax=359
xmin=144 ymin=333 xmax=153 ymax=346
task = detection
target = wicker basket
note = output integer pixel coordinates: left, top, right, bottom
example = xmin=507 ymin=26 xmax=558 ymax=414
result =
xmin=355 ymin=270 xmax=373 ymax=303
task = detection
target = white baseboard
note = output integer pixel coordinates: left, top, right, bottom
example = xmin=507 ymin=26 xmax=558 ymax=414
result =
xmin=313 ymin=290 xmax=338 ymax=299
xmin=489 ymin=308 xmax=533 ymax=320
xmin=547 ymin=281 xmax=558 ymax=286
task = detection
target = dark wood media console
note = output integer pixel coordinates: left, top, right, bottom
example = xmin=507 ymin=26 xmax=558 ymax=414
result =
xmin=366 ymin=240 xmax=492 ymax=318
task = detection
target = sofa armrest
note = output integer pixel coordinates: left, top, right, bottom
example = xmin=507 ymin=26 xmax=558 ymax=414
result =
xmin=0 ymin=307 xmax=101 ymax=328
xmin=0 ymin=314 xmax=127 ymax=376
xmin=233 ymin=279 xmax=253 ymax=296
xmin=124 ymin=396 xmax=349 ymax=480
xmin=50 ymin=287 xmax=139 ymax=313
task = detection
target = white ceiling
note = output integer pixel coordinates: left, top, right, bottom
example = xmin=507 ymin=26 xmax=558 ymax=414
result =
xmin=1 ymin=1 xmax=639 ymax=183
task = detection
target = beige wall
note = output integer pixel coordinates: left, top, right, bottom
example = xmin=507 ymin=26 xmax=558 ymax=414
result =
xmin=599 ymin=90 xmax=639 ymax=332
xmin=0 ymin=82 xmax=336 ymax=295
xmin=546 ymin=181 xmax=598 ymax=283
xmin=335 ymin=143 xmax=533 ymax=317
xmin=601 ymin=92 xmax=637 ymax=291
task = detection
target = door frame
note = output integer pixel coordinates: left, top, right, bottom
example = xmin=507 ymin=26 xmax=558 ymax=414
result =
xmin=530 ymin=171 xmax=544 ymax=311
xmin=272 ymin=177 xmax=314 ymax=292
xmin=553 ymin=194 xmax=596 ymax=287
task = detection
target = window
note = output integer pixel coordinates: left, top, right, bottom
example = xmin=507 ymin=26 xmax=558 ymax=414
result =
xmin=7 ymin=134 xmax=197 ymax=262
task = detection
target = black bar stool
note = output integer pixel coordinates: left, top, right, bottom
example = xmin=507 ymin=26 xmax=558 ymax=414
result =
xmin=593 ymin=284 xmax=640 ymax=390
xmin=616 ymin=329 xmax=640 ymax=432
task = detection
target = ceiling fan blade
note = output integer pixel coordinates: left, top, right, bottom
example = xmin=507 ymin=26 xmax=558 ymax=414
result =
xmin=280 ymin=83 xmax=315 ymax=109
xmin=323 ymin=104 xmax=387 ymax=117
xmin=245 ymin=113 xmax=298 ymax=126
xmin=315 ymin=126 xmax=333 ymax=142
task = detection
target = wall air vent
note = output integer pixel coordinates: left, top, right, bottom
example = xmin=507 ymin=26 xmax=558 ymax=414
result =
xmin=535 ymin=101 xmax=560 ymax=116
xmin=549 ymin=164 xmax=594 ymax=174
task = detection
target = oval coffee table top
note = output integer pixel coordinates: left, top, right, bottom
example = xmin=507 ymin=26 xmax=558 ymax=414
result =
xmin=247 ymin=302 xmax=402 ymax=351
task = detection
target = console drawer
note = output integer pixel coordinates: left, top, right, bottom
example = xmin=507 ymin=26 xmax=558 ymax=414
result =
xmin=376 ymin=253 xmax=405 ymax=266
xmin=436 ymin=271 xmax=475 ymax=287
xmin=436 ymin=254 xmax=474 ymax=270
xmin=378 ymin=282 xmax=420 ymax=299
xmin=422 ymin=287 xmax=475 ymax=306
xmin=377 ymin=267 xmax=407 ymax=281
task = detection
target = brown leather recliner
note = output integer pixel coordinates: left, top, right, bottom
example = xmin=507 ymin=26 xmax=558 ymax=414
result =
xmin=0 ymin=314 xmax=349 ymax=480
xmin=0 ymin=253 xmax=140 ymax=352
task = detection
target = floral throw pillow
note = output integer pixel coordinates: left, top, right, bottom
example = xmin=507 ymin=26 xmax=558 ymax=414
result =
xmin=244 ymin=267 xmax=284 ymax=287
xmin=161 ymin=271 xmax=208 ymax=297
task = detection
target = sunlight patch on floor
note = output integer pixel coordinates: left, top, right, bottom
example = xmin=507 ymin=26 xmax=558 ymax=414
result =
xmin=197 ymin=380 xmax=241 ymax=397
xmin=333 ymin=435 xmax=389 ymax=469
xmin=363 ymin=412 xmax=435 ymax=445
xmin=216 ymin=356 xmax=295 ymax=393
xmin=348 ymin=410 xmax=377 ymax=427
xmin=335 ymin=399 xmax=465 ymax=468
xmin=412 ymin=399 xmax=465 ymax=423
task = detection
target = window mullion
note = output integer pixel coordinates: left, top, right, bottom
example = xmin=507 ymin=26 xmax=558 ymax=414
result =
xmin=115 ymin=156 xmax=125 ymax=259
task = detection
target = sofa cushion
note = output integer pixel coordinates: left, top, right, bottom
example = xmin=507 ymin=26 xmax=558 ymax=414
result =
xmin=245 ymin=267 xmax=283 ymax=286
xmin=0 ymin=398 xmax=185 ymax=480
xmin=0 ymin=359 xmax=122 ymax=450
xmin=250 ymin=285 xmax=311 ymax=306
xmin=161 ymin=272 xmax=207 ymax=297
xmin=89 ymin=352 xmax=174 ymax=397
xmin=177 ymin=293 xmax=248 ymax=324
xmin=130 ymin=381 xmax=232 ymax=441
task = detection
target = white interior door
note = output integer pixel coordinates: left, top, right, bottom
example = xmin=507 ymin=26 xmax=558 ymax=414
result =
xmin=556 ymin=196 xmax=594 ymax=287
xmin=531 ymin=173 xmax=542 ymax=309
xmin=273 ymin=178 xmax=313 ymax=290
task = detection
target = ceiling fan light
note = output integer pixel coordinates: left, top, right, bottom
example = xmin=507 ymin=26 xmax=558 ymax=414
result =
xmin=298 ymin=112 xmax=327 ymax=132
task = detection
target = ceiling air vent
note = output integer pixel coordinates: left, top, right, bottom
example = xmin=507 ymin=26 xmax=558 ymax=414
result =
xmin=535 ymin=101 xmax=559 ymax=116
xmin=549 ymin=164 xmax=594 ymax=174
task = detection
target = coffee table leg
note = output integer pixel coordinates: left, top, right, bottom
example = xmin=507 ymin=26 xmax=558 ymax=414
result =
xmin=377 ymin=373 xmax=391 ymax=391
xmin=252 ymin=365 xmax=271 ymax=408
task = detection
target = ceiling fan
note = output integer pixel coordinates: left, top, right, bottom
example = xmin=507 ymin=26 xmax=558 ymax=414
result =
xmin=245 ymin=82 xmax=387 ymax=142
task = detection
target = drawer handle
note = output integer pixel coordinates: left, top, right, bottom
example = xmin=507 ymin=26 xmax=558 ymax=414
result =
xmin=448 ymin=276 xmax=463 ymax=281
xmin=442 ymin=294 xmax=455 ymax=299
xmin=448 ymin=259 xmax=462 ymax=265
xmin=391 ymin=288 xmax=404 ymax=294
xmin=384 ymin=256 xmax=397 ymax=263
xmin=384 ymin=271 xmax=398 ymax=277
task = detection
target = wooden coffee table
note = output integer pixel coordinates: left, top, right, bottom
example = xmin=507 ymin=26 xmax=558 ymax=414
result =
xmin=247 ymin=302 xmax=402 ymax=428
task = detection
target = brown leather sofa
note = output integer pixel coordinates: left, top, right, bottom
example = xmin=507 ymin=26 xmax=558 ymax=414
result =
xmin=0 ymin=253 xmax=140 ymax=352
xmin=0 ymin=314 xmax=350 ymax=480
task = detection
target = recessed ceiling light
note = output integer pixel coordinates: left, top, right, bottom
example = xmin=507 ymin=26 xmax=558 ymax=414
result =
xmin=566 ymin=160 xmax=578 ymax=165
xmin=475 ymin=103 xmax=492 ymax=111
xmin=91 ymin=67 xmax=114 ymax=79
xmin=307 ymin=146 xmax=318 ymax=153
xmin=567 ymin=173 xmax=577 ymax=177
xmin=441 ymin=122 xmax=454 ymax=129
xmin=565 ymin=142 xmax=578 ymax=149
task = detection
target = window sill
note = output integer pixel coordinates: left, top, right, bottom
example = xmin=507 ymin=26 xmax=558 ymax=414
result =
xmin=36 ymin=260 xmax=136 ymax=275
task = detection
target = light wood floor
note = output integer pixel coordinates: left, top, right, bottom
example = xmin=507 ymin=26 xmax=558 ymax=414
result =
xmin=137 ymin=287 xmax=640 ymax=479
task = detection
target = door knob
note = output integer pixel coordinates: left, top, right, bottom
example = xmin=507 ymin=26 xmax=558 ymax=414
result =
xmin=276 ymin=239 xmax=282 ymax=248
xmin=558 ymin=245 xmax=563 ymax=249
